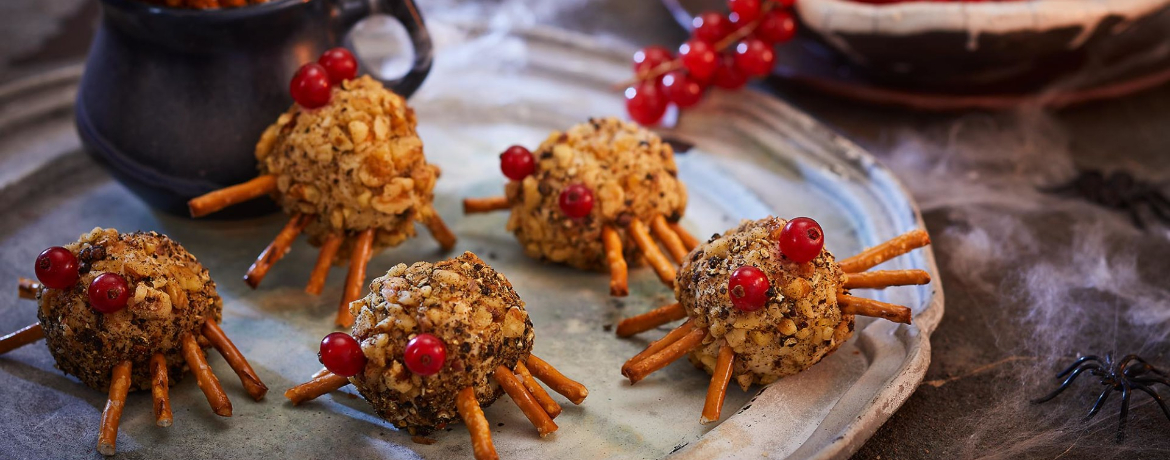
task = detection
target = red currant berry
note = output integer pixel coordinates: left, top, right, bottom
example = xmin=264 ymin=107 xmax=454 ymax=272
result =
xmin=663 ymin=71 xmax=704 ymax=108
xmin=289 ymin=63 xmax=332 ymax=109
xmin=756 ymin=10 xmax=797 ymax=44
xmin=728 ymin=0 xmax=762 ymax=23
xmin=728 ymin=266 xmax=770 ymax=312
xmin=692 ymin=12 xmax=731 ymax=44
xmin=734 ymin=38 xmax=776 ymax=77
xmin=779 ymin=217 xmax=825 ymax=263
xmin=774 ymin=0 xmax=796 ymax=6
xmin=633 ymin=46 xmax=673 ymax=75
xmin=404 ymin=333 xmax=447 ymax=376
xmin=500 ymin=145 xmax=536 ymax=180
xmin=712 ymin=53 xmax=748 ymax=89
xmin=34 ymin=247 xmax=79 ymax=290
xmin=558 ymin=184 xmax=594 ymax=219
xmin=319 ymin=332 xmax=366 ymax=377
xmin=88 ymin=273 xmax=130 ymax=314
xmin=678 ymin=40 xmax=718 ymax=81
xmin=318 ymin=47 xmax=358 ymax=85
xmin=625 ymin=80 xmax=668 ymax=125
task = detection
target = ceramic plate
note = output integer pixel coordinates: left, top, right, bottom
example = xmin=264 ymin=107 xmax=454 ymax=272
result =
xmin=0 ymin=24 xmax=941 ymax=459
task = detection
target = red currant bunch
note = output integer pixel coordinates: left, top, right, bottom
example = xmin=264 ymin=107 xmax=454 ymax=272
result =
xmin=623 ymin=0 xmax=799 ymax=125
xmin=290 ymin=47 xmax=360 ymax=109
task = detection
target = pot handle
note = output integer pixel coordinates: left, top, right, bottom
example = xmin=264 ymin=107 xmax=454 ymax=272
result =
xmin=333 ymin=0 xmax=433 ymax=98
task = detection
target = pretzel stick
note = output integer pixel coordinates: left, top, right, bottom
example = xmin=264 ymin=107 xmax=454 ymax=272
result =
xmin=515 ymin=362 xmax=561 ymax=418
xmin=18 ymin=277 xmax=40 ymax=299
xmin=623 ymin=327 xmax=706 ymax=384
xmin=310 ymin=367 xmax=331 ymax=379
xmin=669 ymin=222 xmax=700 ymax=250
xmin=494 ymin=365 xmax=558 ymax=436
xmin=463 ymin=196 xmax=510 ymax=214
xmin=457 ymin=387 xmax=499 ymax=460
xmin=180 ymin=333 xmax=232 ymax=417
xmin=701 ymin=344 xmax=735 ymax=424
xmin=421 ymin=212 xmax=457 ymax=251
xmin=244 ymin=214 xmax=310 ymax=288
xmin=96 ymin=360 xmax=132 ymax=456
xmin=526 ymin=354 xmax=588 ymax=405
xmin=616 ymin=302 xmax=686 ymax=338
xmin=187 ymin=175 xmax=277 ymax=218
xmin=150 ymin=352 xmax=173 ymax=427
xmin=284 ymin=372 xmax=350 ymax=405
xmin=838 ymin=230 xmax=931 ymax=273
xmin=650 ymin=215 xmax=689 ymax=264
xmin=629 ymin=218 xmax=677 ymax=287
xmin=838 ymin=295 xmax=912 ymax=324
xmin=305 ymin=233 xmax=343 ymax=295
xmin=0 ymin=323 xmax=43 ymax=355
xmin=337 ymin=228 xmax=375 ymax=327
xmin=202 ymin=319 xmax=268 ymax=401
xmin=602 ymin=226 xmax=629 ymax=297
xmin=843 ymin=269 xmax=931 ymax=290
xmin=621 ymin=318 xmax=696 ymax=375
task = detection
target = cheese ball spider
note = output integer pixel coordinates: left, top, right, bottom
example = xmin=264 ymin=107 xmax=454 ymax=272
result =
xmin=0 ymin=228 xmax=267 ymax=456
xmin=615 ymin=216 xmax=931 ymax=423
xmin=1035 ymin=353 xmax=1170 ymax=442
xmin=462 ymin=117 xmax=693 ymax=297
xmin=187 ymin=50 xmax=455 ymax=327
xmin=283 ymin=252 xmax=587 ymax=460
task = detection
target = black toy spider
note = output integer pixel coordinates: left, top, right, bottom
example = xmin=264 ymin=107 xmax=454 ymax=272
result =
xmin=1035 ymin=353 xmax=1170 ymax=442
xmin=1045 ymin=169 xmax=1170 ymax=229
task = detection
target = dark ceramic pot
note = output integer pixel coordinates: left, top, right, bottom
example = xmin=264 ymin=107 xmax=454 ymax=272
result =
xmin=75 ymin=0 xmax=432 ymax=216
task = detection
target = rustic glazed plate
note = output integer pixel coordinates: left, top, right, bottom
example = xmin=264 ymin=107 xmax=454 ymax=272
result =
xmin=0 ymin=25 xmax=941 ymax=459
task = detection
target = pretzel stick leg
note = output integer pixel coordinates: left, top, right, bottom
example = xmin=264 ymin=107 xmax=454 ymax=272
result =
xmin=96 ymin=360 xmax=132 ymax=456
xmin=623 ymin=328 xmax=706 ymax=384
xmin=457 ymin=387 xmax=499 ymax=460
xmin=187 ymin=175 xmax=277 ymax=218
xmin=202 ymin=319 xmax=268 ymax=401
xmin=180 ymin=333 xmax=232 ymax=417
xmin=701 ymin=344 xmax=735 ymax=424
xmin=525 ymin=355 xmax=588 ymax=405
xmin=150 ymin=353 xmax=173 ymax=427
xmin=669 ymin=222 xmax=700 ymax=251
xmin=616 ymin=302 xmax=686 ymax=338
xmin=602 ymin=226 xmax=629 ymax=297
xmin=337 ymin=229 xmax=375 ymax=328
xmin=305 ymin=233 xmax=343 ymax=296
xmin=650 ymin=215 xmax=689 ymax=264
xmin=629 ymin=218 xmax=677 ymax=288
xmin=284 ymin=372 xmax=350 ymax=405
xmin=18 ymin=277 xmax=40 ymax=299
xmin=843 ymin=270 xmax=931 ymax=290
xmin=839 ymin=230 xmax=931 ymax=273
xmin=463 ymin=196 xmax=511 ymax=214
xmin=515 ymin=362 xmax=561 ymax=418
xmin=495 ymin=365 xmax=558 ymax=436
xmin=838 ymin=295 xmax=913 ymax=325
xmin=421 ymin=211 xmax=457 ymax=251
xmin=0 ymin=323 xmax=44 ymax=355
xmin=622 ymin=319 xmax=695 ymax=375
xmin=244 ymin=214 xmax=310 ymax=288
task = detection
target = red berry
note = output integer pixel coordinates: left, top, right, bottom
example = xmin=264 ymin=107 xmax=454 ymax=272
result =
xmin=625 ymin=80 xmax=668 ymax=125
xmin=678 ymin=40 xmax=718 ymax=81
xmin=734 ymin=38 xmax=776 ymax=77
xmin=289 ymin=63 xmax=332 ymax=109
xmin=35 ymin=247 xmax=79 ymax=290
xmin=728 ymin=0 xmax=763 ymax=23
xmin=692 ymin=12 xmax=731 ymax=44
xmin=712 ymin=54 xmax=748 ymax=89
xmin=558 ymin=184 xmax=594 ymax=219
xmin=404 ymin=333 xmax=447 ymax=376
xmin=318 ymin=47 xmax=358 ymax=85
xmin=756 ymin=10 xmax=797 ymax=44
xmin=319 ymin=332 xmax=366 ymax=377
xmin=88 ymin=273 xmax=130 ymax=314
xmin=779 ymin=217 xmax=825 ymax=263
xmin=633 ymin=46 xmax=673 ymax=75
xmin=728 ymin=266 xmax=770 ymax=312
xmin=663 ymin=71 xmax=704 ymax=108
xmin=500 ymin=145 xmax=536 ymax=180
xmin=775 ymin=0 xmax=796 ymax=6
